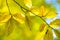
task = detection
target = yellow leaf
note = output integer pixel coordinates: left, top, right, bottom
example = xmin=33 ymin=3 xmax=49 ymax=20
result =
xmin=0 ymin=0 xmax=8 ymax=13
xmin=39 ymin=5 xmax=48 ymax=17
xmin=39 ymin=23 xmax=46 ymax=32
xmin=0 ymin=0 xmax=2 ymax=8
xmin=0 ymin=23 xmax=6 ymax=36
xmin=44 ymin=28 xmax=53 ymax=40
xmin=0 ymin=13 xmax=11 ymax=23
xmin=38 ymin=5 xmax=57 ymax=18
xmin=24 ymin=0 xmax=32 ymax=8
xmin=45 ymin=11 xmax=57 ymax=18
xmin=31 ymin=8 xmax=39 ymax=15
xmin=13 ymin=13 xmax=25 ymax=24
xmin=0 ymin=6 xmax=9 ymax=13
xmin=34 ymin=23 xmax=48 ymax=40
xmin=50 ymin=19 xmax=60 ymax=28
xmin=23 ymin=28 xmax=32 ymax=37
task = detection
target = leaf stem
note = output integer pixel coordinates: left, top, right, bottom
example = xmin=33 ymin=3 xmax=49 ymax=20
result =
xmin=13 ymin=0 xmax=54 ymax=30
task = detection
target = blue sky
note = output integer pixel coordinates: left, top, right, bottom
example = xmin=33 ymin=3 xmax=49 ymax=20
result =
xmin=46 ymin=0 xmax=60 ymax=12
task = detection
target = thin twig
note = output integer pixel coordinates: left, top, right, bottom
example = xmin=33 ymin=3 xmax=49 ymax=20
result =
xmin=6 ymin=0 xmax=12 ymax=15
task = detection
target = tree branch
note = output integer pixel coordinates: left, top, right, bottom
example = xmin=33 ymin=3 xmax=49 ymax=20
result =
xmin=13 ymin=0 xmax=54 ymax=30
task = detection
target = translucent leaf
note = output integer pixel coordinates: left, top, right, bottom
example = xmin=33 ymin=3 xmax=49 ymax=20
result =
xmin=31 ymin=0 xmax=45 ymax=7
xmin=13 ymin=13 xmax=25 ymax=24
xmin=0 ymin=23 xmax=7 ymax=40
xmin=24 ymin=0 xmax=32 ymax=8
xmin=31 ymin=16 xmax=44 ymax=32
xmin=54 ymin=29 xmax=60 ymax=38
xmin=5 ymin=18 xmax=16 ymax=36
xmin=34 ymin=24 xmax=48 ymax=40
xmin=50 ymin=19 xmax=60 ymax=28
xmin=54 ymin=38 xmax=60 ymax=40
xmin=7 ymin=0 xmax=25 ymax=14
xmin=0 ymin=18 xmax=18 ymax=40
xmin=39 ymin=5 xmax=57 ymax=18
xmin=25 ymin=14 xmax=33 ymax=30
xmin=39 ymin=23 xmax=46 ymax=32
xmin=13 ymin=0 xmax=29 ymax=10
xmin=30 ymin=7 xmax=39 ymax=15
xmin=30 ymin=18 xmax=48 ymax=40
xmin=45 ymin=11 xmax=57 ymax=18
xmin=28 ymin=16 xmax=47 ymax=40
xmin=4 ymin=18 xmax=33 ymax=40
xmin=39 ymin=5 xmax=48 ymax=17
xmin=4 ymin=19 xmax=23 ymax=40
xmin=0 ymin=0 xmax=3 ymax=8
xmin=0 ymin=13 xmax=11 ymax=23
xmin=0 ymin=0 xmax=9 ymax=13
xmin=44 ymin=28 xmax=53 ymax=40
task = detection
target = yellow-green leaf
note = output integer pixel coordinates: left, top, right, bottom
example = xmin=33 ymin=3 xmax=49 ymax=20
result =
xmin=5 ymin=18 xmax=15 ymax=36
xmin=24 ymin=0 xmax=32 ymax=8
xmin=50 ymin=19 xmax=60 ymax=28
xmin=25 ymin=14 xmax=33 ymax=30
xmin=39 ymin=23 xmax=46 ymax=32
xmin=0 ymin=22 xmax=7 ymax=40
xmin=13 ymin=13 xmax=25 ymax=24
xmin=0 ymin=13 xmax=11 ymax=23
xmin=38 ymin=5 xmax=57 ymax=18
xmin=0 ymin=0 xmax=9 ymax=13
xmin=44 ymin=28 xmax=53 ymax=40
xmin=4 ymin=19 xmax=24 ymax=40
xmin=31 ymin=8 xmax=39 ymax=15
xmin=45 ymin=11 xmax=57 ymax=18
xmin=54 ymin=29 xmax=60 ymax=38
xmin=39 ymin=5 xmax=48 ymax=17
xmin=34 ymin=23 xmax=48 ymax=40
xmin=31 ymin=16 xmax=44 ymax=32
xmin=31 ymin=0 xmax=45 ymax=7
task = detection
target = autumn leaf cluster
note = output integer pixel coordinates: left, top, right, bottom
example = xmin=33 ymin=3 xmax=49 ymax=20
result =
xmin=0 ymin=0 xmax=60 ymax=40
